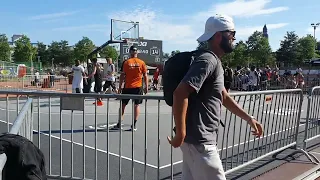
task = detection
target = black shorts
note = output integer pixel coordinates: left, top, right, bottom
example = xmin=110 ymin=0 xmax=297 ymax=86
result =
xmin=121 ymin=87 xmax=143 ymax=105
xmin=94 ymin=80 xmax=103 ymax=93
xmin=103 ymin=81 xmax=116 ymax=91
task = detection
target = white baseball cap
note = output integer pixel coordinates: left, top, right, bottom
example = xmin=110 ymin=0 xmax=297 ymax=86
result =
xmin=197 ymin=14 xmax=235 ymax=43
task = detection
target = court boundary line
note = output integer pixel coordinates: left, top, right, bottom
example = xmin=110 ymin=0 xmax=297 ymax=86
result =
xmin=0 ymin=119 xmax=159 ymax=169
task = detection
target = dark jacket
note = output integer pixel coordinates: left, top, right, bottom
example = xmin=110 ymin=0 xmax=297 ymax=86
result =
xmin=0 ymin=134 xmax=47 ymax=180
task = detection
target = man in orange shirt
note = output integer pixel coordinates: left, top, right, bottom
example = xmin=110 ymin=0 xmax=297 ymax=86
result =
xmin=111 ymin=45 xmax=148 ymax=131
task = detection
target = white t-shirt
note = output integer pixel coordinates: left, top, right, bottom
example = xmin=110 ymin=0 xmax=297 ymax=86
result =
xmin=34 ymin=72 xmax=40 ymax=80
xmin=105 ymin=64 xmax=115 ymax=82
xmin=72 ymin=65 xmax=85 ymax=89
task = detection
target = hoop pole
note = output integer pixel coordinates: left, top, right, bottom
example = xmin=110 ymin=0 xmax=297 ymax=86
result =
xmin=110 ymin=19 xmax=113 ymax=41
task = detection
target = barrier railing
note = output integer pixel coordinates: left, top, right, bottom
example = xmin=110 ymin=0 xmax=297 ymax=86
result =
xmin=219 ymin=89 xmax=318 ymax=175
xmin=304 ymin=86 xmax=320 ymax=150
xmin=0 ymin=98 xmax=33 ymax=180
xmin=0 ymin=89 xmax=318 ymax=180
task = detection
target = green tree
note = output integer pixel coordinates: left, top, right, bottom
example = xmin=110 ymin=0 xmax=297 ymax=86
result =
xmin=74 ymin=37 xmax=95 ymax=62
xmin=221 ymin=51 xmax=234 ymax=66
xmin=47 ymin=40 xmax=74 ymax=66
xmin=13 ymin=35 xmax=36 ymax=62
xmin=0 ymin=34 xmax=11 ymax=61
xmin=100 ymin=46 xmax=118 ymax=62
xmin=36 ymin=42 xmax=50 ymax=66
xmin=297 ymin=34 xmax=316 ymax=64
xmin=231 ymin=40 xmax=249 ymax=67
xmin=276 ymin=31 xmax=299 ymax=67
xmin=246 ymin=31 xmax=273 ymax=67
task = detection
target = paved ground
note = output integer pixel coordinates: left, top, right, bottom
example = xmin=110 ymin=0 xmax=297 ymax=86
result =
xmin=0 ymin=90 xmax=314 ymax=180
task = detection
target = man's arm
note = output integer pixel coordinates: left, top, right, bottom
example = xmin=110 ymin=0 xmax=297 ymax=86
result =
xmin=142 ymin=63 xmax=148 ymax=93
xmin=168 ymin=55 xmax=214 ymax=148
xmin=88 ymin=66 xmax=96 ymax=78
xmin=222 ymin=88 xmax=263 ymax=136
xmin=118 ymin=62 xmax=125 ymax=92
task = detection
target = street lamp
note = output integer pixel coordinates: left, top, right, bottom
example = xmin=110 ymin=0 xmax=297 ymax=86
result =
xmin=311 ymin=23 xmax=320 ymax=38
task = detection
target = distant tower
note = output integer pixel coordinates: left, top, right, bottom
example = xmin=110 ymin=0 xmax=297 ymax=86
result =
xmin=263 ymin=24 xmax=268 ymax=39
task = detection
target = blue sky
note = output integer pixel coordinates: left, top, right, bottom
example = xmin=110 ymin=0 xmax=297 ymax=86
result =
xmin=1 ymin=0 xmax=320 ymax=53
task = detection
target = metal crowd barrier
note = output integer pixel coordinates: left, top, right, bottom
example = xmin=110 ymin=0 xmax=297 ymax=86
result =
xmin=304 ymin=86 xmax=320 ymax=150
xmin=219 ymin=89 xmax=318 ymax=175
xmin=0 ymin=89 xmax=318 ymax=180
xmin=0 ymin=98 xmax=33 ymax=180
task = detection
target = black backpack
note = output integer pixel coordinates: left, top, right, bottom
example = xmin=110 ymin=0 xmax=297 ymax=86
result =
xmin=0 ymin=134 xmax=47 ymax=180
xmin=162 ymin=50 xmax=225 ymax=129
xmin=162 ymin=49 xmax=216 ymax=106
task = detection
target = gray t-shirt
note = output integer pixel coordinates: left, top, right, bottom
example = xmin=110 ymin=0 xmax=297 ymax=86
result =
xmin=182 ymin=52 xmax=224 ymax=145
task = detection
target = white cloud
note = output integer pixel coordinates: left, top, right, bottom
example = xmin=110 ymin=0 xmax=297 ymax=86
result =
xmin=28 ymin=11 xmax=79 ymax=20
xmin=52 ymin=24 xmax=108 ymax=32
xmin=194 ymin=0 xmax=288 ymax=21
xmin=106 ymin=2 xmax=289 ymax=51
xmin=108 ymin=7 xmax=196 ymax=45
xmin=50 ymin=1 xmax=289 ymax=51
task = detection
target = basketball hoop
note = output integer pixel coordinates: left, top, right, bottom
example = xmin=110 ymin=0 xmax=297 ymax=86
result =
xmin=123 ymin=38 xmax=137 ymax=47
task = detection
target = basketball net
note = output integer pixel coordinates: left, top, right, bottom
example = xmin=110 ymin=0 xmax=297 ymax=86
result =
xmin=123 ymin=38 xmax=138 ymax=47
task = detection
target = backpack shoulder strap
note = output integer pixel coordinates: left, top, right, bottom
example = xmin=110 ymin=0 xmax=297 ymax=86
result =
xmin=194 ymin=49 xmax=220 ymax=76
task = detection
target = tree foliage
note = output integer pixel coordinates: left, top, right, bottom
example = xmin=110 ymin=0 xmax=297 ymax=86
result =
xmin=100 ymin=46 xmax=118 ymax=62
xmin=47 ymin=40 xmax=74 ymax=66
xmin=74 ymin=37 xmax=95 ymax=62
xmin=276 ymin=31 xmax=300 ymax=67
xmin=193 ymin=30 xmax=319 ymax=68
xmin=246 ymin=31 xmax=274 ymax=67
xmin=0 ymin=34 xmax=11 ymax=61
xmin=36 ymin=42 xmax=49 ymax=66
xmin=12 ymin=35 xmax=36 ymax=62
xmin=297 ymin=34 xmax=316 ymax=64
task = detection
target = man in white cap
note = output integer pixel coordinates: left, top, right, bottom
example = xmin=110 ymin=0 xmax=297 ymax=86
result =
xmin=167 ymin=14 xmax=263 ymax=180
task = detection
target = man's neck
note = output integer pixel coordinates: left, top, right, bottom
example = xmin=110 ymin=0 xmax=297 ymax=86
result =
xmin=208 ymin=44 xmax=224 ymax=58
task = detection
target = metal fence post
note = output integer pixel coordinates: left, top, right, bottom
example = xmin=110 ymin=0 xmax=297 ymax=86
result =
xmin=303 ymin=93 xmax=312 ymax=150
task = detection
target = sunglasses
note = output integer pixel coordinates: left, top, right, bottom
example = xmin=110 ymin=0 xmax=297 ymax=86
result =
xmin=221 ymin=30 xmax=236 ymax=37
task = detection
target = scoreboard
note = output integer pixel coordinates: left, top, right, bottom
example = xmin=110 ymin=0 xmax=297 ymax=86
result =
xmin=120 ymin=39 xmax=163 ymax=66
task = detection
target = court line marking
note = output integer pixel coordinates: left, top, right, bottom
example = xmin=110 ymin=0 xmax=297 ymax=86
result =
xmin=0 ymin=119 xmax=159 ymax=169
xmin=159 ymin=123 xmax=305 ymax=169
xmin=1 ymin=106 xmax=308 ymax=170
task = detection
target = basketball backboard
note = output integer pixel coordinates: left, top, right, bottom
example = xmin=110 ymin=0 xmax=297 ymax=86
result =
xmin=111 ymin=19 xmax=139 ymax=45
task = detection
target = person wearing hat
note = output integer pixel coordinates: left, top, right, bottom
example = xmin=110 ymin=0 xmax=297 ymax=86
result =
xmin=167 ymin=14 xmax=263 ymax=180
xmin=111 ymin=45 xmax=148 ymax=131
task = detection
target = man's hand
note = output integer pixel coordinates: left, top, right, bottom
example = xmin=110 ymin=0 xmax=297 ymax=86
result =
xmin=143 ymin=87 xmax=148 ymax=94
xmin=167 ymin=133 xmax=185 ymax=148
xmin=248 ymin=117 xmax=263 ymax=137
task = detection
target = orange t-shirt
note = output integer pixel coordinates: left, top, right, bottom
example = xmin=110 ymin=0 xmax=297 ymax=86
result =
xmin=122 ymin=57 xmax=147 ymax=88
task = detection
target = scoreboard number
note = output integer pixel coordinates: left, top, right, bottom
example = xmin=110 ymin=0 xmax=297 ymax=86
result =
xmin=155 ymin=57 xmax=160 ymax=62
xmin=150 ymin=47 xmax=160 ymax=56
